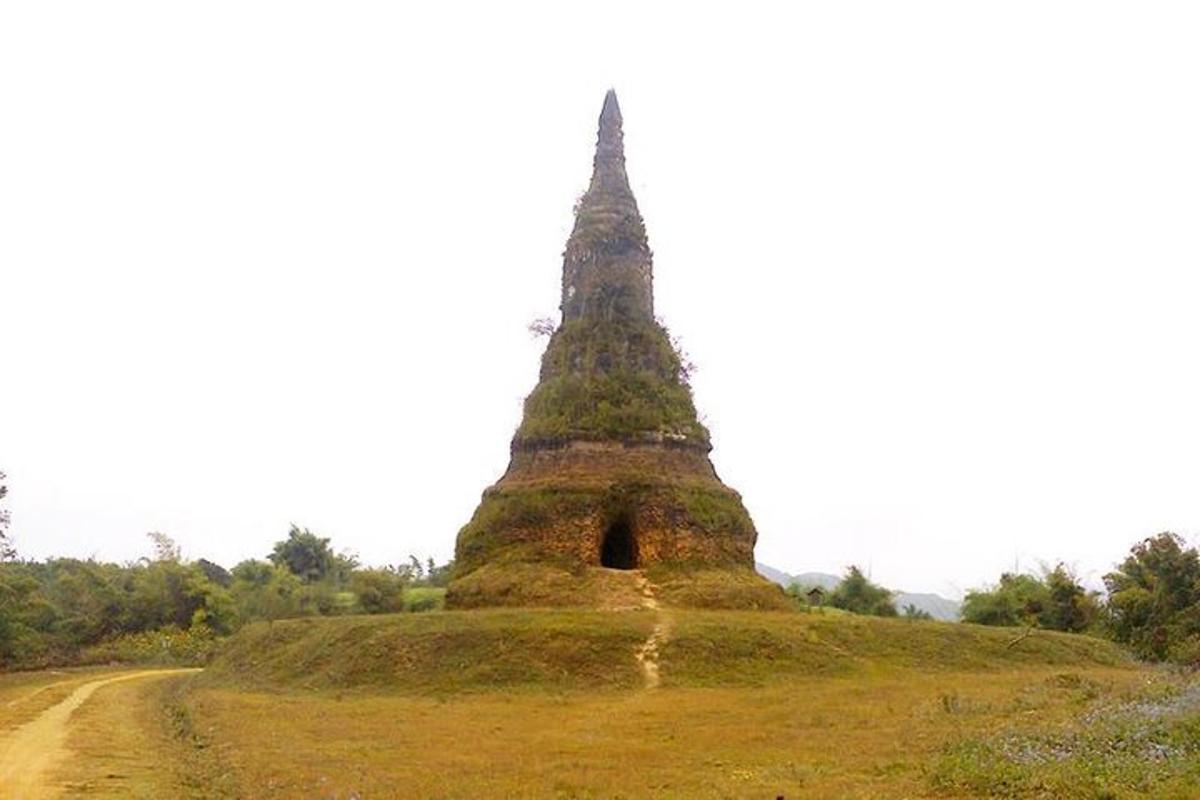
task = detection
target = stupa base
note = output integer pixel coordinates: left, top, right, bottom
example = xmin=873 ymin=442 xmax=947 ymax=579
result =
xmin=445 ymin=562 xmax=789 ymax=611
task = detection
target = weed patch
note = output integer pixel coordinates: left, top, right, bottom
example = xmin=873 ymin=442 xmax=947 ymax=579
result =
xmin=930 ymin=668 xmax=1200 ymax=798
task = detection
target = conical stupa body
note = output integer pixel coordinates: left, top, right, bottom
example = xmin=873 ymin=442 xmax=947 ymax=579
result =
xmin=448 ymin=92 xmax=774 ymax=608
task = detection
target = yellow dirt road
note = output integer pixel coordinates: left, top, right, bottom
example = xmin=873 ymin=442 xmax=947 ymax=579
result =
xmin=0 ymin=669 xmax=199 ymax=800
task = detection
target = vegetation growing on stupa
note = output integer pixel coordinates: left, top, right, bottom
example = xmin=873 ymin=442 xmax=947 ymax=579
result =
xmin=566 ymin=200 xmax=648 ymax=256
xmin=515 ymin=318 xmax=709 ymax=445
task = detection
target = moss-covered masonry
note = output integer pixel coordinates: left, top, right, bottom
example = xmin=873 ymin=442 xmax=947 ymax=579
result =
xmin=516 ymin=318 xmax=709 ymax=446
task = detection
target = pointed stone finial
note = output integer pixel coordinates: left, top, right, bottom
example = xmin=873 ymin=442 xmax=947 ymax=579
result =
xmin=596 ymin=89 xmax=623 ymax=166
xmin=589 ymin=90 xmax=630 ymax=197
xmin=560 ymin=91 xmax=653 ymax=323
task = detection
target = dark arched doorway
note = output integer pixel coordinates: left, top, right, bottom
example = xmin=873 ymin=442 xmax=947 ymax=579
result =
xmin=600 ymin=516 xmax=638 ymax=569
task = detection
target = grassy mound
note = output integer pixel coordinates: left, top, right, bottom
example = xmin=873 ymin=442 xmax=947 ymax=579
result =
xmin=201 ymin=610 xmax=653 ymax=694
xmin=648 ymin=567 xmax=792 ymax=611
xmin=202 ymin=608 xmax=1133 ymax=696
xmin=446 ymin=564 xmax=786 ymax=610
xmin=445 ymin=564 xmax=650 ymax=609
xmin=660 ymin=610 xmax=1132 ymax=687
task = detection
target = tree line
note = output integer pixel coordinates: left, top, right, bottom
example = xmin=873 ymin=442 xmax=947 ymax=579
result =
xmin=3 ymin=468 xmax=1198 ymax=667
xmin=0 ymin=517 xmax=451 ymax=668
xmin=961 ymin=532 xmax=1200 ymax=664
xmin=789 ymin=532 xmax=1200 ymax=665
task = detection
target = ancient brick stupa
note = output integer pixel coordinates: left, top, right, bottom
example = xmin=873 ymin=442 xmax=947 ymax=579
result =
xmin=448 ymin=91 xmax=781 ymax=609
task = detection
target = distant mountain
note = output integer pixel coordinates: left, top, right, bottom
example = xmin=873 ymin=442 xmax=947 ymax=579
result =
xmin=755 ymin=563 xmax=839 ymax=591
xmin=755 ymin=562 xmax=961 ymax=621
xmin=754 ymin=563 xmax=795 ymax=586
xmin=789 ymin=572 xmax=841 ymax=591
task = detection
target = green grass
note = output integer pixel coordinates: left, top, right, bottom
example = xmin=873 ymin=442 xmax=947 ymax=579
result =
xmin=930 ymin=668 xmax=1200 ymax=798
xmin=659 ymin=612 xmax=1131 ymax=688
xmin=200 ymin=609 xmax=654 ymax=695
xmin=403 ymin=586 xmax=445 ymax=612
xmin=648 ymin=566 xmax=792 ymax=610
xmin=452 ymin=488 xmax=598 ymax=574
xmin=446 ymin=563 xmax=649 ymax=609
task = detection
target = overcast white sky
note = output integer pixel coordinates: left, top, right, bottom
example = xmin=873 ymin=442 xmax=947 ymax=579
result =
xmin=3 ymin=2 xmax=1199 ymax=598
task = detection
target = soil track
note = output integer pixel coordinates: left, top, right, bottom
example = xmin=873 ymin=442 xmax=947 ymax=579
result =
xmin=633 ymin=572 xmax=671 ymax=689
xmin=0 ymin=668 xmax=198 ymax=800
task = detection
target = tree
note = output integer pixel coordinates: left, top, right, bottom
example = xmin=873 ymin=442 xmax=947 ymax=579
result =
xmin=197 ymin=559 xmax=232 ymax=588
xmin=962 ymin=572 xmax=1046 ymax=627
xmin=1041 ymin=564 xmax=1100 ymax=633
xmin=963 ymin=564 xmax=1100 ymax=633
xmin=231 ymin=560 xmax=302 ymax=623
xmin=0 ymin=564 xmax=39 ymax=664
xmin=37 ymin=559 xmax=127 ymax=646
xmin=903 ymin=604 xmax=933 ymax=621
xmin=127 ymin=556 xmax=234 ymax=634
xmin=829 ymin=566 xmax=897 ymax=617
xmin=146 ymin=531 xmax=181 ymax=563
xmin=269 ymin=526 xmax=335 ymax=583
xmin=329 ymin=551 xmax=360 ymax=585
xmin=396 ymin=556 xmax=453 ymax=588
xmin=424 ymin=558 xmax=453 ymax=588
xmin=230 ymin=559 xmax=275 ymax=587
xmin=1104 ymin=532 xmax=1200 ymax=662
xmin=527 ymin=316 xmax=557 ymax=338
xmin=1 ymin=471 xmax=15 ymax=561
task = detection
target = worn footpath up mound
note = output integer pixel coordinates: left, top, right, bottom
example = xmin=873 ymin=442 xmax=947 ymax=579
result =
xmin=202 ymin=610 xmax=1132 ymax=695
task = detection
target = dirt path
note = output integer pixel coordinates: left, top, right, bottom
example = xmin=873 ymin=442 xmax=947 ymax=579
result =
xmin=633 ymin=573 xmax=671 ymax=689
xmin=0 ymin=668 xmax=199 ymax=800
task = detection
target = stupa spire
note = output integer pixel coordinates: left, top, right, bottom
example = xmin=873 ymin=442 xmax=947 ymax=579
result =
xmin=591 ymin=89 xmax=629 ymax=194
xmin=561 ymin=90 xmax=653 ymax=323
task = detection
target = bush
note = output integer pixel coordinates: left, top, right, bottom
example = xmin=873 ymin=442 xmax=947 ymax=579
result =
xmin=829 ymin=566 xmax=897 ymax=617
xmin=961 ymin=564 xmax=1099 ymax=633
xmin=404 ymin=587 xmax=446 ymax=613
xmin=79 ymin=625 xmax=222 ymax=666
xmin=351 ymin=568 xmax=408 ymax=614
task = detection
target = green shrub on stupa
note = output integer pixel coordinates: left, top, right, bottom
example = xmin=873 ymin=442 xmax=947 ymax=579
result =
xmin=516 ymin=318 xmax=710 ymax=445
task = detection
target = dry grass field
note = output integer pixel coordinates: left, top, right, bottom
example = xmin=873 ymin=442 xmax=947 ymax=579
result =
xmin=171 ymin=609 xmax=1200 ymax=799
xmin=50 ymin=671 xmax=215 ymax=799
xmin=185 ymin=663 xmax=1162 ymax=799
xmin=4 ymin=610 xmax=1199 ymax=799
